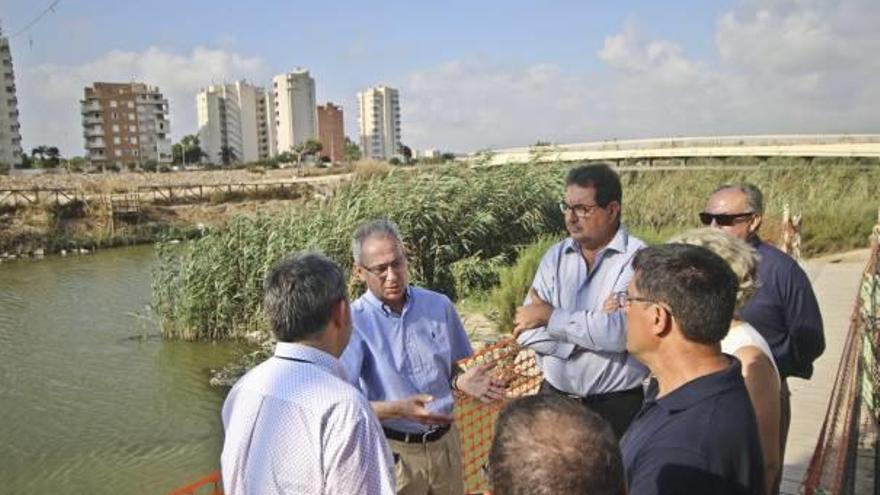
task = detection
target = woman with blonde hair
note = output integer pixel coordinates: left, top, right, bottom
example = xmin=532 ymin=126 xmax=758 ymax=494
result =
xmin=669 ymin=227 xmax=781 ymax=494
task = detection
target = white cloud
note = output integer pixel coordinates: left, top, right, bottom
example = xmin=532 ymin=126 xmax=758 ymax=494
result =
xmin=402 ymin=60 xmax=596 ymax=151
xmin=14 ymin=0 xmax=880 ymax=156
xmin=16 ymin=46 xmax=268 ymax=156
xmin=403 ymin=0 xmax=880 ymax=152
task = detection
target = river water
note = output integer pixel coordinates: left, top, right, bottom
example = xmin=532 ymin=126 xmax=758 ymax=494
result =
xmin=0 ymin=245 xmax=243 ymax=494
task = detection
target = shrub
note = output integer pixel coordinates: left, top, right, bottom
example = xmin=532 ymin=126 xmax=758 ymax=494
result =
xmin=450 ymin=253 xmax=508 ymax=300
xmin=488 ymin=235 xmax=561 ymax=333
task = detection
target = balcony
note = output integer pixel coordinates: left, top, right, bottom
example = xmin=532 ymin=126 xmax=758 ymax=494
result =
xmin=87 ymin=139 xmax=106 ymax=148
xmin=82 ymin=115 xmax=104 ymax=125
xmin=84 ymin=127 xmax=105 ymax=137
xmin=81 ymin=101 xmax=102 ymax=113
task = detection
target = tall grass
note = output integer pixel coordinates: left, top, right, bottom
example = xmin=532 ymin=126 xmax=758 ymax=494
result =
xmin=153 ymin=158 xmax=880 ymax=341
xmin=154 ymin=163 xmax=566 ymax=340
xmin=488 ymin=235 xmax=561 ymax=333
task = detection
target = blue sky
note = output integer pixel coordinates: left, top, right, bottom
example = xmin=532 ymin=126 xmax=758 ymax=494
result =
xmin=2 ymin=0 xmax=878 ymax=155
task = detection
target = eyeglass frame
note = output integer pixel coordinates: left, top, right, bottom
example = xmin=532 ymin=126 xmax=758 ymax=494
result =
xmin=698 ymin=211 xmax=755 ymax=227
xmin=614 ymin=291 xmax=674 ymax=316
xmin=359 ymin=256 xmax=407 ymax=278
xmin=558 ymin=200 xmax=603 ymax=219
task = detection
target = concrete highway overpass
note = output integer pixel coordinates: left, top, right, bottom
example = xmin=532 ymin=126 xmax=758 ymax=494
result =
xmin=474 ymin=134 xmax=880 ymax=166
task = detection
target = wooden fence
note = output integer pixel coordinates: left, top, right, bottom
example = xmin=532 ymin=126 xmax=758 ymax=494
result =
xmin=0 ymin=181 xmax=307 ymax=207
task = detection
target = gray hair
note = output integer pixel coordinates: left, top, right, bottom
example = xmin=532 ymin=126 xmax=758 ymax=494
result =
xmin=713 ymin=183 xmax=764 ymax=214
xmin=668 ymin=228 xmax=760 ymax=314
xmin=351 ymin=218 xmax=404 ymax=264
xmin=489 ymin=394 xmax=624 ymax=495
xmin=263 ymin=252 xmax=347 ymax=342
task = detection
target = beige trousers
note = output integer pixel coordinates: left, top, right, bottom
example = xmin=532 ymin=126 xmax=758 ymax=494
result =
xmin=387 ymin=425 xmax=464 ymax=495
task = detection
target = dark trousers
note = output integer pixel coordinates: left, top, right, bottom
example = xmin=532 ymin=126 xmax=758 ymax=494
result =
xmin=539 ymin=379 xmax=645 ymax=439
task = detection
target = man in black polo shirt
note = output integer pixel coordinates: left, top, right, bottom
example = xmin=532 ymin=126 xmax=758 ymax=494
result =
xmin=620 ymin=244 xmax=766 ymax=495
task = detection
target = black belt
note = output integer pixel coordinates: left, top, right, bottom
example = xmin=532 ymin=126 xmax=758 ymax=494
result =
xmin=541 ymin=379 xmax=643 ymax=405
xmin=383 ymin=425 xmax=450 ymax=444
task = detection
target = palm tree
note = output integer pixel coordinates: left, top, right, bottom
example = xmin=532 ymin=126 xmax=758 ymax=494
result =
xmin=219 ymin=146 xmax=238 ymax=166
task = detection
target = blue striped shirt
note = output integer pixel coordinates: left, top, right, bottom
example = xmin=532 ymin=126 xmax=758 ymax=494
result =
xmin=517 ymin=227 xmax=649 ymax=396
xmin=340 ymin=286 xmax=473 ymax=433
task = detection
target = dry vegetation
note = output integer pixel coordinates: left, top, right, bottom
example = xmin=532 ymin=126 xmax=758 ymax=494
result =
xmin=0 ymin=167 xmax=308 ymax=194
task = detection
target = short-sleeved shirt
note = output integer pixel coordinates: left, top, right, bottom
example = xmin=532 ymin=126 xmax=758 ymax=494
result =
xmin=740 ymin=239 xmax=824 ymax=379
xmin=221 ymin=342 xmax=395 ymax=495
xmin=340 ymin=286 xmax=474 ymax=433
xmin=620 ymin=359 xmax=766 ymax=495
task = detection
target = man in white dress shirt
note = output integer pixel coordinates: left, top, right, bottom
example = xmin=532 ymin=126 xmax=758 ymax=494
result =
xmin=221 ymin=252 xmax=396 ymax=495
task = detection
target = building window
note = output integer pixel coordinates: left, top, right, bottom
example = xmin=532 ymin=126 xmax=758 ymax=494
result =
xmin=129 ymin=125 xmax=136 ymax=132
xmin=114 ymin=149 xmax=122 ymax=157
xmin=128 ymin=113 xmax=135 ymax=120
xmin=110 ymin=100 xmax=118 ymax=108
xmin=112 ymin=124 xmax=120 ymax=132
xmin=113 ymin=137 xmax=121 ymax=145
xmin=111 ymin=112 xmax=118 ymax=120
xmin=127 ymin=101 xmax=134 ymax=109
xmin=130 ymin=136 xmax=138 ymax=144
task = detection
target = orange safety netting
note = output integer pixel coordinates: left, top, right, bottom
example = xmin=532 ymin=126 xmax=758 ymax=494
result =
xmin=454 ymin=337 xmax=543 ymax=494
xmin=167 ymin=471 xmax=222 ymax=495
xmin=169 ymin=338 xmax=543 ymax=495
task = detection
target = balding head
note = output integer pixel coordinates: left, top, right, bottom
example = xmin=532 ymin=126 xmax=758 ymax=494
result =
xmin=703 ymin=183 xmax=764 ymax=240
xmin=488 ymin=395 xmax=624 ymax=495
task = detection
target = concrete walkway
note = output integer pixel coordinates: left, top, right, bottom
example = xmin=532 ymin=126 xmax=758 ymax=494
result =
xmin=780 ymin=249 xmax=871 ymax=494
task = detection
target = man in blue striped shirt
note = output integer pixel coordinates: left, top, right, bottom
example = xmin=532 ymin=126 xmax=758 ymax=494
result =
xmin=513 ymin=164 xmax=648 ymax=438
xmin=341 ymin=218 xmax=505 ymax=495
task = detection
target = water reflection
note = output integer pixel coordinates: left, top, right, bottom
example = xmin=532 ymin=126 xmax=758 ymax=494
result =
xmin=0 ymin=246 xmax=244 ymax=494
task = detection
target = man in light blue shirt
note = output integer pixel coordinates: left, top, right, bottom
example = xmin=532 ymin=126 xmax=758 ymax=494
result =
xmin=341 ymin=218 xmax=505 ymax=495
xmin=513 ymin=163 xmax=648 ymax=438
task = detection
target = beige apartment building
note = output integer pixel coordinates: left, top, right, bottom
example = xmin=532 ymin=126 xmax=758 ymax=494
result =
xmin=272 ymin=69 xmax=317 ymax=154
xmin=0 ymin=30 xmax=22 ymax=167
xmin=358 ymin=85 xmax=401 ymax=160
xmin=316 ymin=103 xmax=344 ymax=163
xmin=81 ymin=82 xmax=171 ymax=168
xmin=197 ymin=80 xmax=275 ymax=164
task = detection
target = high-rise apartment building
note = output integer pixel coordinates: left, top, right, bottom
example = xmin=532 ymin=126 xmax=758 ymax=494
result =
xmin=272 ymin=69 xmax=317 ymax=154
xmin=0 ymin=29 xmax=22 ymax=167
xmin=316 ymin=103 xmax=344 ymax=163
xmin=197 ymin=80 xmax=275 ymax=164
xmin=357 ymin=85 xmax=401 ymax=161
xmin=81 ymin=82 xmax=171 ymax=168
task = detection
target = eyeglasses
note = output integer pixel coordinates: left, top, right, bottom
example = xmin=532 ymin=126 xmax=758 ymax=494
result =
xmin=614 ymin=291 xmax=673 ymax=315
xmin=361 ymin=257 xmax=406 ymax=278
xmin=699 ymin=212 xmax=755 ymax=227
xmin=559 ymin=201 xmax=601 ymax=219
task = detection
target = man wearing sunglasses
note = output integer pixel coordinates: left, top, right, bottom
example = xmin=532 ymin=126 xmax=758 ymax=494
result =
xmin=512 ymin=163 xmax=648 ymax=439
xmin=702 ymin=183 xmax=824 ymax=481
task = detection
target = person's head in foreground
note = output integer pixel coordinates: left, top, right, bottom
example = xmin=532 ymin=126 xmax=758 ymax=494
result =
xmin=625 ymin=243 xmax=739 ymax=362
xmin=668 ymin=227 xmax=759 ymax=315
xmin=488 ymin=394 xmax=625 ymax=495
xmin=263 ymin=251 xmax=351 ymax=356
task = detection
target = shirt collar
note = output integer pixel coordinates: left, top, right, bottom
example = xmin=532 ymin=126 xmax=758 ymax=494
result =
xmin=747 ymin=235 xmax=763 ymax=248
xmin=274 ymin=342 xmax=347 ymax=380
xmin=651 ymin=357 xmax=743 ymax=413
xmin=564 ymin=225 xmax=630 ymax=256
xmin=361 ymin=286 xmax=413 ymax=316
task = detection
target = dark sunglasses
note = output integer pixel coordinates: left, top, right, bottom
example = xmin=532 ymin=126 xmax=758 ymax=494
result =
xmin=699 ymin=212 xmax=754 ymax=227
